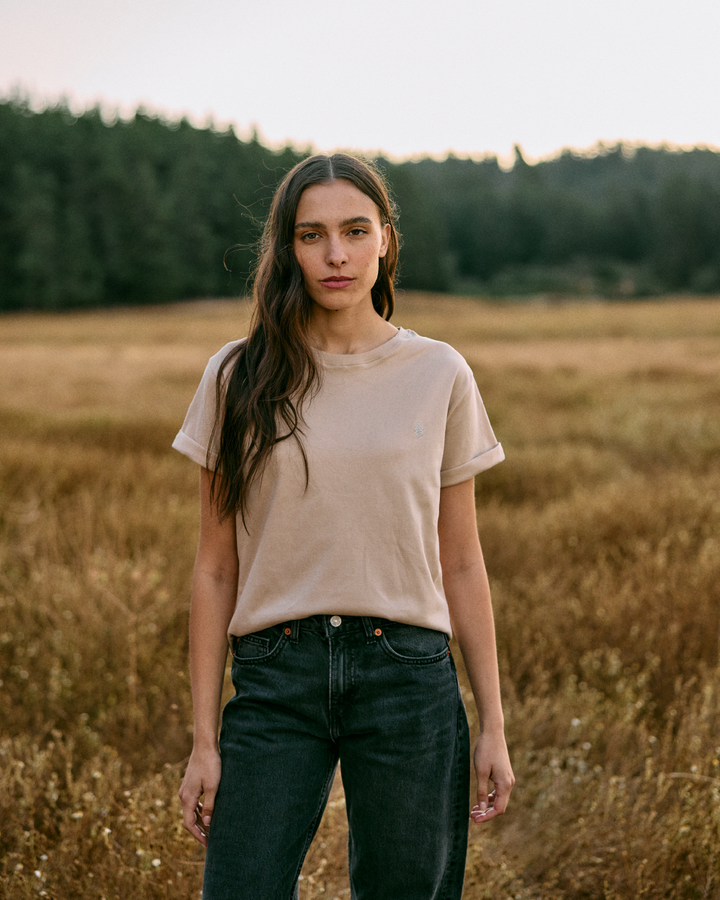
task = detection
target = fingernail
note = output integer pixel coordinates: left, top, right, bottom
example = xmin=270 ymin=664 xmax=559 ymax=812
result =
xmin=203 ymin=816 xmax=211 ymax=825
xmin=479 ymin=802 xmax=487 ymax=811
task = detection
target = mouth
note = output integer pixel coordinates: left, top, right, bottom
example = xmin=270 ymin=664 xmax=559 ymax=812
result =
xmin=321 ymin=276 xmax=354 ymax=288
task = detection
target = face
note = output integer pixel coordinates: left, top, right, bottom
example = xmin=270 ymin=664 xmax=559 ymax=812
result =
xmin=293 ymin=179 xmax=391 ymax=315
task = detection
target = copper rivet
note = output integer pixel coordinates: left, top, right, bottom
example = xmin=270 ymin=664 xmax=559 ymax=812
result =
xmin=374 ymin=628 xmax=382 ymax=636
xmin=284 ymin=627 xmax=291 ymax=635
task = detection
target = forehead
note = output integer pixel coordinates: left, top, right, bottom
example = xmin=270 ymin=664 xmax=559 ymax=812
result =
xmin=295 ymin=179 xmax=380 ymax=224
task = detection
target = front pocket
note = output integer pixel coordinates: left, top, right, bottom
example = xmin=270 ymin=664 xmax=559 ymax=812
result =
xmin=232 ymin=625 xmax=288 ymax=664
xmin=378 ymin=623 xmax=450 ymax=665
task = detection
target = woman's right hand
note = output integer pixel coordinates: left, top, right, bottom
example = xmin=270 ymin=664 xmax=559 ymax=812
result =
xmin=179 ymin=467 xmax=239 ymax=847
xmin=179 ymin=745 xmax=222 ymax=847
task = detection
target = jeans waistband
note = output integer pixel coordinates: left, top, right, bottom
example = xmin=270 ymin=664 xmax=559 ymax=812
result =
xmin=230 ymin=615 xmax=426 ymax=653
xmin=288 ymin=614 xmax=382 ymax=642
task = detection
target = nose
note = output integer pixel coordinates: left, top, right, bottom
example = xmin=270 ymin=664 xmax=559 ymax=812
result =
xmin=326 ymin=234 xmax=347 ymax=268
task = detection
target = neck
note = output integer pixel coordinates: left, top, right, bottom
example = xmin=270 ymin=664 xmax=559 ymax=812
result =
xmin=307 ymin=305 xmax=397 ymax=355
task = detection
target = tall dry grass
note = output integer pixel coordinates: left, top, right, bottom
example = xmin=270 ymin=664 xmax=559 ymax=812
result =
xmin=1 ymin=294 xmax=719 ymax=899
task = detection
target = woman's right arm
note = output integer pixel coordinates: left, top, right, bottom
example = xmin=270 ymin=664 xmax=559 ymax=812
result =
xmin=178 ymin=467 xmax=239 ymax=847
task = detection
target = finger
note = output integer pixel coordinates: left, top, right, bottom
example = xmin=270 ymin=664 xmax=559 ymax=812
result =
xmin=179 ymin=785 xmax=200 ymax=831
xmin=492 ymin=773 xmax=515 ymax=815
xmin=492 ymin=788 xmax=510 ymax=815
xmin=475 ymin=772 xmax=491 ymax=810
xmin=475 ymin=777 xmax=493 ymax=814
xmin=470 ymin=789 xmax=495 ymax=819
xmin=195 ymin=804 xmax=210 ymax=838
xmin=179 ymin=788 xmax=209 ymax=846
xmin=471 ymin=805 xmax=502 ymax=823
xmin=201 ymin=785 xmax=218 ymax=830
xmin=471 ymin=780 xmax=515 ymax=823
xmin=471 ymin=791 xmax=495 ymax=815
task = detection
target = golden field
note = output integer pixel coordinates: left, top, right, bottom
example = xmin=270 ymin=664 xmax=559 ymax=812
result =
xmin=1 ymin=293 xmax=719 ymax=899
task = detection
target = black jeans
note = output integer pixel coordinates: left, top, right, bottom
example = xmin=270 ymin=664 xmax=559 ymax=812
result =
xmin=203 ymin=615 xmax=470 ymax=899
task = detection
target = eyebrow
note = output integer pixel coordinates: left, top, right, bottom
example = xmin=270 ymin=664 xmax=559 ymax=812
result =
xmin=294 ymin=216 xmax=374 ymax=230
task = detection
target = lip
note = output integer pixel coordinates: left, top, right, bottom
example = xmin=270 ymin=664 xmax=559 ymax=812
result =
xmin=321 ymin=276 xmax=354 ymax=288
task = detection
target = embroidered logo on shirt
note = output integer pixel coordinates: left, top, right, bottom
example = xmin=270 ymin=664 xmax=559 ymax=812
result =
xmin=414 ymin=422 xmax=424 ymax=438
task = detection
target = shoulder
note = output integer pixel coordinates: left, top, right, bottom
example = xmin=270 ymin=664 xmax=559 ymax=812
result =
xmin=399 ymin=330 xmax=474 ymax=379
xmin=202 ymin=339 xmax=246 ymax=379
xmin=208 ymin=338 xmax=245 ymax=367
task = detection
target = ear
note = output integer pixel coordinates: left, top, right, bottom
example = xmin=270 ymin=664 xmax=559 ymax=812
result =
xmin=378 ymin=223 xmax=391 ymax=258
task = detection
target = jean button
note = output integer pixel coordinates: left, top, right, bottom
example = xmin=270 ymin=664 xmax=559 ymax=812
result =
xmin=330 ymin=615 xmax=342 ymax=627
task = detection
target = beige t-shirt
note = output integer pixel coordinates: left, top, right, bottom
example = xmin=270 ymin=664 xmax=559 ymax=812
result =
xmin=172 ymin=328 xmax=504 ymax=637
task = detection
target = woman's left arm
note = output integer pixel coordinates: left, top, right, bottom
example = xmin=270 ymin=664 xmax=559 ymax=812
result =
xmin=438 ymin=477 xmax=515 ymax=824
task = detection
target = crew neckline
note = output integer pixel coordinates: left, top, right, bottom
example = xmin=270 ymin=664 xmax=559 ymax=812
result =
xmin=313 ymin=327 xmax=414 ymax=367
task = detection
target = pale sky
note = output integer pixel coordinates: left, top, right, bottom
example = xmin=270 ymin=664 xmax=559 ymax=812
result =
xmin=2 ymin=0 xmax=719 ymax=162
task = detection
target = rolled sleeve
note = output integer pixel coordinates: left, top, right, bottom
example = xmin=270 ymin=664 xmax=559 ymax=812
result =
xmin=440 ymin=441 xmax=505 ymax=487
xmin=172 ymin=340 xmax=241 ymax=470
xmin=440 ymin=362 xmax=504 ymax=486
xmin=171 ymin=430 xmax=216 ymax=469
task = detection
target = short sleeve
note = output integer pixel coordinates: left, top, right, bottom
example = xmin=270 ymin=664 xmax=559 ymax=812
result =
xmin=171 ymin=341 xmax=242 ymax=470
xmin=440 ymin=362 xmax=504 ymax=487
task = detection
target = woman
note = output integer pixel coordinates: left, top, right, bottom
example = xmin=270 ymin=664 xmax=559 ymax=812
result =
xmin=174 ymin=153 xmax=514 ymax=900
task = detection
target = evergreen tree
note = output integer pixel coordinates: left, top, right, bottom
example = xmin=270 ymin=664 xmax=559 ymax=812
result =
xmin=2 ymin=97 xmax=720 ymax=310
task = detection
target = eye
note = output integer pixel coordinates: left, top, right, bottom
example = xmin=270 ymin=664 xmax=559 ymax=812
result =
xmin=299 ymin=231 xmax=320 ymax=242
xmin=348 ymin=227 xmax=367 ymax=237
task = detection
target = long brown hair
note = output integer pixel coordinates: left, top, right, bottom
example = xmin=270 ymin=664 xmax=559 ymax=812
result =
xmin=209 ymin=153 xmax=400 ymax=524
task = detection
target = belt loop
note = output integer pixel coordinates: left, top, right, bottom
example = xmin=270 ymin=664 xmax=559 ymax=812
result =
xmin=289 ymin=620 xmax=300 ymax=643
xmin=361 ymin=616 xmax=376 ymax=644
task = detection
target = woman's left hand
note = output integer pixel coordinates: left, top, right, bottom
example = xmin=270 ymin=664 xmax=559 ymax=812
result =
xmin=470 ymin=729 xmax=515 ymax=824
xmin=437 ymin=479 xmax=515 ymax=824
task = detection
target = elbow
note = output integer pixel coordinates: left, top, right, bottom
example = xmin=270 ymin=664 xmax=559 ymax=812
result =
xmin=193 ymin=555 xmax=239 ymax=592
xmin=441 ymin=547 xmax=485 ymax=582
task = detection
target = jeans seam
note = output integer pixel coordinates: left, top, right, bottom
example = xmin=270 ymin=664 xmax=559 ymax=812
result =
xmin=438 ymin=666 xmax=469 ymax=900
xmin=287 ymin=756 xmax=339 ymax=897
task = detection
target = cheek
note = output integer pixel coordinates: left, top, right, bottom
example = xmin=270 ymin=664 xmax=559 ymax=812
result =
xmin=293 ymin=247 xmax=314 ymax=280
xmin=358 ymin=243 xmax=382 ymax=269
xmin=363 ymin=250 xmax=382 ymax=281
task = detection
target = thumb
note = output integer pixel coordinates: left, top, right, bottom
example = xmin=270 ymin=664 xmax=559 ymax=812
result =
xmin=476 ymin=781 xmax=490 ymax=812
xmin=201 ymin=784 xmax=218 ymax=827
xmin=475 ymin=761 xmax=491 ymax=811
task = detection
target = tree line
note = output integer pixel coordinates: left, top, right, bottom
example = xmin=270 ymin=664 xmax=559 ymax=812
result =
xmin=2 ymin=97 xmax=720 ymax=311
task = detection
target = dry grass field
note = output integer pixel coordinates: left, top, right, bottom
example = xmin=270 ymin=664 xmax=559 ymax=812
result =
xmin=1 ymin=293 xmax=719 ymax=899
